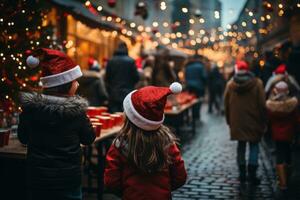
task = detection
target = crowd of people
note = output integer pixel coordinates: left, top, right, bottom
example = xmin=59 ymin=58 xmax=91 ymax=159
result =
xmin=16 ymin=40 xmax=300 ymax=200
xmin=224 ymin=41 xmax=300 ymax=199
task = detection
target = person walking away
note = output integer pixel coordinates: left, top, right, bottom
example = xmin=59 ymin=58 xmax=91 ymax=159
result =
xmin=18 ymin=48 xmax=96 ymax=200
xmin=224 ymin=61 xmax=266 ymax=186
xmin=266 ymin=81 xmax=298 ymax=199
xmin=184 ymin=54 xmax=207 ymax=120
xmin=207 ymin=65 xmax=225 ymax=114
xmin=152 ymin=48 xmax=177 ymax=87
xmin=78 ymin=57 xmax=108 ymax=106
xmin=104 ymin=82 xmax=187 ymax=200
xmin=105 ymin=42 xmax=140 ymax=112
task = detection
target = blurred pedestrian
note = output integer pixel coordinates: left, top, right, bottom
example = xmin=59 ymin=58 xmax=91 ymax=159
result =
xmin=224 ymin=61 xmax=266 ymax=186
xmin=78 ymin=57 xmax=108 ymax=106
xmin=105 ymin=42 xmax=140 ymax=112
xmin=287 ymin=43 xmax=300 ymax=87
xmin=184 ymin=54 xmax=207 ymax=119
xmin=18 ymin=48 xmax=95 ymax=200
xmin=207 ymin=65 xmax=225 ymax=114
xmin=152 ymin=48 xmax=177 ymax=87
xmin=104 ymin=82 xmax=187 ymax=199
xmin=261 ymin=51 xmax=281 ymax=86
xmin=266 ymin=81 xmax=298 ymax=198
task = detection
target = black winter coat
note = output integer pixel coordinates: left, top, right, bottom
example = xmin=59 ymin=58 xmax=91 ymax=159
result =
xmin=18 ymin=93 xmax=95 ymax=190
xmin=105 ymin=51 xmax=139 ymax=103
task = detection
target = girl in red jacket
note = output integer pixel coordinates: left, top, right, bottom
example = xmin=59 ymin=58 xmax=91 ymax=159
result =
xmin=266 ymin=81 xmax=298 ymax=197
xmin=104 ymin=82 xmax=187 ymax=200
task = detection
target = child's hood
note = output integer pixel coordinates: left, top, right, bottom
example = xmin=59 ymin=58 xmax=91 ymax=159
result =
xmin=266 ymin=96 xmax=298 ymax=114
xmin=20 ymin=92 xmax=88 ymax=118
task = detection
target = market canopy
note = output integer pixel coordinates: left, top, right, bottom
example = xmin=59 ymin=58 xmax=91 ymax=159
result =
xmin=50 ymin=0 xmax=118 ymax=31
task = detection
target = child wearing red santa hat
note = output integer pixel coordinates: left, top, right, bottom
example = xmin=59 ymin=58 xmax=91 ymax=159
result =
xmin=18 ymin=48 xmax=95 ymax=200
xmin=104 ymin=82 xmax=187 ymax=200
xmin=266 ymin=81 xmax=298 ymax=198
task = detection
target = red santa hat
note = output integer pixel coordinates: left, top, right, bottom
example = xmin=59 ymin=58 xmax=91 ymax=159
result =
xmin=123 ymin=82 xmax=182 ymax=131
xmin=273 ymin=64 xmax=287 ymax=75
xmin=26 ymin=48 xmax=82 ymax=88
xmin=235 ymin=61 xmax=249 ymax=74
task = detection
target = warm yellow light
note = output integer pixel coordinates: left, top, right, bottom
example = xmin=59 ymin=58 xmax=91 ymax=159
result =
xmin=199 ymin=18 xmax=205 ymax=23
xmin=226 ymin=24 xmax=231 ymax=29
xmin=152 ymin=21 xmax=159 ymax=27
xmin=246 ymin=31 xmax=252 ymax=38
xmin=182 ymin=7 xmax=188 ymax=13
xmin=188 ymin=30 xmax=194 ymax=36
xmin=261 ymin=16 xmax=265 ymax=21
xmin=130 ymin=23 xmax=136 ymax=28
xmin=97 ymin=6 xmax=103 ymax=11
xmin=107 ymin=16 xmax=112 ymax=21
xmin=242 ymin=21 xmax=247 ymax=27
xmin=252 ymin=19 xmax=257 ymax=24
xmin=176 ymin=32 xmax=182 ymax=38
xmin=278 ymin=10 xmax=284 ymax=16
xmin=137 ymin=25 xmax=144 ymax=32
xmin=248 ymin=11 xmax=253 ymax=16
xmin=145 ymin=27 xmax=151 ymax=32
xmin=278 ymin=4 xmax=283 ymax=9
xmin=163 ymin=22 xmax=169 ymax=27
xmin=116 ymin=17 xmax=122 ymax=23
xmin=199 ymin=29 xmax=205 ymax=35
xmin=190 ymin=40 xmax=196 ymax=46
xmin=259 ymin=60 xmax=265 ymax=67
xmin=85 ymin=1 xmax=91 ymax=7
xmin=266 ymin=14 xmax=271 ymax=20
xmin=189 ymin=19 xmax=195 ymax=24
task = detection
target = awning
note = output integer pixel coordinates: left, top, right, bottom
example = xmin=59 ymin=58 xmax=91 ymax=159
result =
xmin=49 ymin=0 xmax=119 ymax=31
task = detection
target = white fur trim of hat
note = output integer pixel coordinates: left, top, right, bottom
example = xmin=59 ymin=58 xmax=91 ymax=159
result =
xmin=40 ymin=65 xmax=82 ymax=88
xmin=123 ymin=91 xmax=165 ymax=131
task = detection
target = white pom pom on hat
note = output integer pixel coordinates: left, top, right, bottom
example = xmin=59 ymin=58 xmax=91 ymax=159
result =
xmin=169 ymin=82 xmax=182 ymax=94
xmin=26 ymin=55 xmax=40 ymax=68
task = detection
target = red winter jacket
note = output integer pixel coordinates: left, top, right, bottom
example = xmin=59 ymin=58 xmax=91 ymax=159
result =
xmin=104 ymin=142 xmax=187 ymax=200
xmin=266 ymin=97 xmax=298 ymax=142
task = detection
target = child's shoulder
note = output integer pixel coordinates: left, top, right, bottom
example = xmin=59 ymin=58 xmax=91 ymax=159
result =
xmin=20 ymin=92 xmax=88 ymax=116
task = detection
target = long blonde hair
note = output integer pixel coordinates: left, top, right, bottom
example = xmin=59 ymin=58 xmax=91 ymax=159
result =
xmin=115 ymin=117 xmax=178 ymax=174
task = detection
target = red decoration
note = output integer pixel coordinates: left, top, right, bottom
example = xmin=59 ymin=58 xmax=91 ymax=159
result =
xmin=25 ymin=50 xmax=32 ymax=56
xmin=108 ymin=0 xmax=116 ymax=8
xmin=263 ymin=1 xmax=273 ymax=12
xmin=151 ymin=28 xmax=158 ymax=34
xmin=171 ymin=23 xmax=178 ymax=31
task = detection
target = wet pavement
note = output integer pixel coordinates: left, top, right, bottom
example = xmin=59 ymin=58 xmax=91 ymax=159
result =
xmin=172 ymin=112 xmax=275 ymax=200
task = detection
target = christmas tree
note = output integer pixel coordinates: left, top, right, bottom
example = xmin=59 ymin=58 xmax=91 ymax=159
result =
xmin=0 ymin=0 xmax=55 ymax=114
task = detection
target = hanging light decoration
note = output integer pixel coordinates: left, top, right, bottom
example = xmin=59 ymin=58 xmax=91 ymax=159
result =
xmin=263 ymin=1 xmax=273 ymax=12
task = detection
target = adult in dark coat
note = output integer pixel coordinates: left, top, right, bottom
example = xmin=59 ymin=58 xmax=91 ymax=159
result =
xmin=184 ymin=54 xmax=207 ymax=120
xmin=224 ymin=61 xmax=266 ymax=186
xmin=105 ymin=42 xmax=139 ymax=112
xmin=261 ymin=51 xmax=281 ymax=86
xmin=78 ymin=68 xmax=108 ymax=106
xmin=207 ymin=66 xmax=225 ymax=114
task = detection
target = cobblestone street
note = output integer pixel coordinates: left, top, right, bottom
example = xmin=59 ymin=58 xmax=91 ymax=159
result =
xmin=172 ymin=111 xmax=275 ymax=200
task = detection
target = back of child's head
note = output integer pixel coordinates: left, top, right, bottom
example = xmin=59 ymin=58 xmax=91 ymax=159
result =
xmin=116 ymin=117 xmax=177 ymax=174
xmin=26 ymin=48 xmax=82 ymax=95
xmin=118 ymin=82 xmax=183 ymax=173
xmin=272 ymin=81 xmax=289 ymax=100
